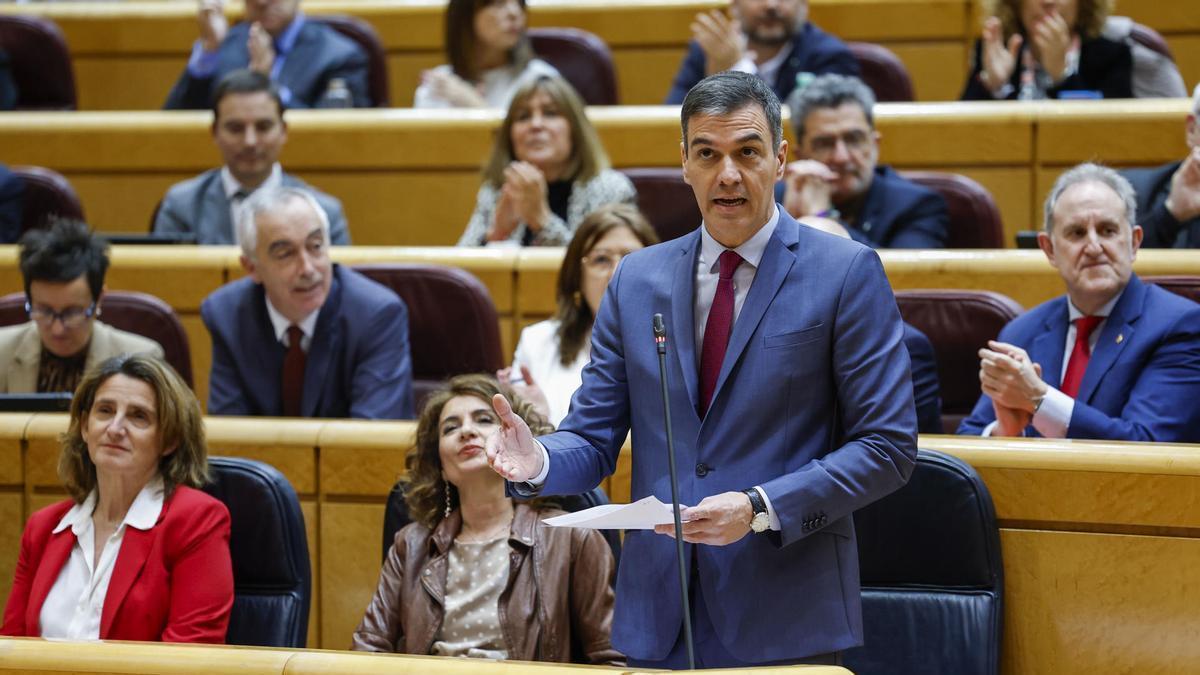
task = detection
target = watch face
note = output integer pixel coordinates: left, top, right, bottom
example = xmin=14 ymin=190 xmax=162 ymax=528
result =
xmin=751 ymin=512 xmax=770 ymax=533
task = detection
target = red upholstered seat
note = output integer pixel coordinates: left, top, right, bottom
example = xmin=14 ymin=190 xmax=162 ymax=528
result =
xmin=10 ymin=165 xmax=85 ymax=238
xmin=529 ymin=27 xmax=619 ymax=105
xmin=901 ymin=171 xmax=1005 ymax=249
xmin=0 ymin=15 xmax=76 ymax=110
xmin=311 ymin=14 xmax=390 ymax=107
xmin=620 ymin=167 xmax=701 ymax=243
xmin=848 ymin=42 xmax=914 ymax=102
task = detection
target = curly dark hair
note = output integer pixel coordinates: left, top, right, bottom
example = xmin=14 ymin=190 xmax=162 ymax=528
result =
xmin=984 ymin=0 xmax=1113 ymax=41
xmin=405 ymin=374 xmax=554 ymax=529
xmin=19 ymin=218 xmax=109 ymax=302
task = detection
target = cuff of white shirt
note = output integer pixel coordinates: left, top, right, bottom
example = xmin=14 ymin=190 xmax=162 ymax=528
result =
xmin=529 ymin=439 xmax=550 ymax=486
xmin=753 ymin=486 xmax=781 ymax=531
xmin=1031 ymin=387 xmax=1073 ymax=439
xmin=187 ymin=40 xmax=221 ymax=78
xmin=731 ymin=56 xmax=758 ymax=75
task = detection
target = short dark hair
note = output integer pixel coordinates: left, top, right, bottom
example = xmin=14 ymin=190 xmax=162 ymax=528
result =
xmin=680 ymin=71 xmax=783 ymax=153
xmin=212 ymin=69 xmax=284 ymax=120
xmin=18 ymin=219 xmax=109 ymax=302
xmin=787 ymin=74 xmax=876 ymax=141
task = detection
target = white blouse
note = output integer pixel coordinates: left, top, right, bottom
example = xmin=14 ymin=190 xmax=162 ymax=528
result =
xmin=39 ymin=476 xmax=165 ymax=639
xmin=512 ymin=319 xmax=589 ymax=427
xmin=413 ymin=59 xmax=559 ymax=109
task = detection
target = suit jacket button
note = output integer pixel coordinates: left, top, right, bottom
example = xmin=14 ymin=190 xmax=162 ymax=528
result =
xmin=695 ymin=463 xmax=710 ymax=477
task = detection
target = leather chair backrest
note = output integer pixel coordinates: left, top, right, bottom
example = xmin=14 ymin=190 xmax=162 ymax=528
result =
xmin=529 ymin=28 xmax=619 ymax=105
xmin=894 ymin=290 xmax=1023 ymax=433
xmin=1128 ymin=22 xmax=1174 ymax=60
xmin=202 ymin=457 xmax=311 ymax=648
xmin=619 ymin=167 xmax=700 ymax=243
xmin=311 ymin=15 xmax=390 ymax=107
xmin=1144 ymin=276 xmax=1200 ymax=304
xmin=353 ymin=264 xmax=504 ymax=409
xmin=11 ymin=165 xmax=85 ymax=237
xmin=382 ymin=480 xmax=621 ymax=570
xmin=845 ymin=449 xmax=1003 ymax=675
xmin=847 ymin=42 xmax=914 ymax=103
xmin=0 ymin=290 xmax=193 ymax=388
xmin=0 ymin=15 xmax=76 ymax=110
xmin=900 ymin=171 xmax=1004 ymax=248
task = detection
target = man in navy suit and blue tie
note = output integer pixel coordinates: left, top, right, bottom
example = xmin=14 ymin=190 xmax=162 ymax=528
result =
xmin=487 ymin=71 xmax=917 ymax=667
xmin=959 ymin=163 xmax=1200 ymax=441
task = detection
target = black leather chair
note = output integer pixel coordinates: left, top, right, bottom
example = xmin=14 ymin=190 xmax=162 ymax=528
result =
xmin=901 ymin=171 xmax=1005 ymax=249
xmin=848 ymin=42 xmax=915 ymax=102
xmin=529 ymin=27 xmax=619 ymax=105
xmin=619 ymin=167 xmax=700 ymax=243
xmin=0 ymin=15 xmax=77 ymax=110
xmin=203 ymin=457 xmax=311 ymax=648
xmin=311 ymin=15 xmax=390 ymax=107
xmin=10 ymin=165 xmax=85 ymax=237
xmin=0 ymin=290 xmax=194 ymax=388
xmin=845 ymin=449 xmax=1003 ymax=675
xmin=382 ymin=482 xmax=620 ymax=570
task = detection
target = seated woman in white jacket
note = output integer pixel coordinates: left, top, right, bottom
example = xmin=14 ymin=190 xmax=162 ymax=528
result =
xmin=501 ymin=204 xmax=659 ymax=426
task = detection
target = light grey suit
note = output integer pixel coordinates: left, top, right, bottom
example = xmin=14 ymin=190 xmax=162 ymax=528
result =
xmin=152 ymin=169 xmax=350 ymax=245
xmin=0 ymin=321 xmax=163 ymax=393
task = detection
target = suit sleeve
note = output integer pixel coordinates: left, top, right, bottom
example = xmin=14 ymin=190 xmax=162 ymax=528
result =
xmin=161 ymin=497 xmax=234 ymax=643
xmin=152 ymin=192 xmax=192 ymax=236
xmin=957 ymin=319 xmax=1020 ymax=435
xmin=164 ymin=70 xmax=215 ymax=110
xmin=665 ymin=42 xmax=707 ymax=104
xmin=338 ymin=48 xmax=373 ymax=108
xmin=202 ymin=300 xmax=252 ymax=415
xmin=886 ymin=189 xmax=950 ymax=248
xmin=904 ymin=326 xmax=944 ymax=435
xmin=760 ymin=247 xmax=918 ymax=547
xmin=351 ymin=531 xmax=408 ymax=651
xmin=349 ymin=297 xmax=414 ymax=419
xmin=568 ymin=528 xmax=623 ymax=666
xmin=320 ymin=194 xmax=352 ymax=245
xmin=0 ymin=512 xmax=50 ymax=636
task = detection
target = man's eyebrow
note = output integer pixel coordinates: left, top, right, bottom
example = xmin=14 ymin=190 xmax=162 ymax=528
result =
xmin=689 ymin=136 xmax=714 ymax=148
xmin=736 ymin=131 xmax=765 ymax=145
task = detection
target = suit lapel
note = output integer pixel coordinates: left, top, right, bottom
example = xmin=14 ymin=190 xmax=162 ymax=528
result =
xmin=83 ymin=322 xmax=114 ymax=374
xmin=670 ymin=234 xmax=701 ymax=415
xmin=10 ymin=324 xmax=42 ymax=392
xmin=1030 ymin=300 xmax=1069 ymax=389
xmin=25 ymin=529 xmax=74 ymax=631
xmin=1076 ymin=277 xmax=1144 ymax=403
xmin=203 ymin=176 xmax=235 ymax=244
xmin=302 ymin=267 xmax=344 ymax=416
xmin=100 ymin=527 xmax=154 ymax=638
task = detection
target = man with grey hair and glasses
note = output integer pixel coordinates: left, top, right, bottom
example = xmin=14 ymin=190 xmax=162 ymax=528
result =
xmin=959 ymin=162 xmax=1200 ymax=441
xmin=201 ymin=185 xmax=413 ymax=418
xmin=779 ymin=73 xmax=948 ymax=248
xmin=1122 ymin=83 xmax=1200 ymax=248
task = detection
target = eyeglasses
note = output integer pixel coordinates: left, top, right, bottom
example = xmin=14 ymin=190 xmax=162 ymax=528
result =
xmin=581 ymin=250 xmax=630 ymax=276
xmin=25 ymin=302 xmax=96 ymax=329
xmin=807 ymin=129 xmax=872 ymax=157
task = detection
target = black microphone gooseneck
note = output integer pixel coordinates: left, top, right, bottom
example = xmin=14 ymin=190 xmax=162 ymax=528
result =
xmin=652 ymin=313 xmax=696 ymax=670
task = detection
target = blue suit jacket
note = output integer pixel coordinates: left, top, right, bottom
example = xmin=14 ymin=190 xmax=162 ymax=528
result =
xmin=665 ymin=22 xmax=859 ymax=104
xmin=958 ymin=275 xmax=1200 ymax=441
xmin=904 ymin=322 xmax=943 ymax=435
xmin=164 ymin=20 xmax=370 ymax=110
xmin=202 ymin=264 xmax=413 ymax=419
xmin=0 ymin=163 xmax=23 ymax=244
xmin=1122 ymin=161 xmax=1200 ymax=248
xmin=532 ymin=210 xmax=918 ymax=662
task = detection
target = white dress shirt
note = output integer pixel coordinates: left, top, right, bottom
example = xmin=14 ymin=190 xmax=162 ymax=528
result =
xmin=512 ymin=319 xmax=589 ymax=428
xmin=221 ymin=162 xmax=282 ymax=233
xmin=39 ymin=476 xmax=165 ymax=639
xmin=731 ymin=42 xmax=794 ymax=93
xmin=264 ymin=297 xmax=320 ymax=353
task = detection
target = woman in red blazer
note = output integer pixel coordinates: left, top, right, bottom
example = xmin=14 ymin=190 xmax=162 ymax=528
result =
xmin=1 ymin=354 xmax=233 ymax=642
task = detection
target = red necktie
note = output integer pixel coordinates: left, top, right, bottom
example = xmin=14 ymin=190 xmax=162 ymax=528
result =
xmin=1061 ymin=316 xmax=1103 ymax=398
xmin=281 ymin=325 xmax=306 ymax=417
xmin=699 ymin=250 xmax=743 ymax=416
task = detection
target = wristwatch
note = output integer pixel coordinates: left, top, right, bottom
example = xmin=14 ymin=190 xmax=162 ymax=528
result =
xmin=743 ymin=488 xmax=770 ymax=533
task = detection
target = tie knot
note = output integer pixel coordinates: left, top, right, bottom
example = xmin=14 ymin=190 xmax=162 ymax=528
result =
xmin=1074 ymin=315 xmax=1103 ymax=340
xmin=286 ymin=325 xmax=304 ymax=347
xmin=717 ymin=250 xmax=743 ymax=280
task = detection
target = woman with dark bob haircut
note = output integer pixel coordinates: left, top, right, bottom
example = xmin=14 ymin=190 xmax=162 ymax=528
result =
xmin=1 ymin=354 xmax=233 ymax=642
xmin=353 ymin=374 xmax=621 ymax=664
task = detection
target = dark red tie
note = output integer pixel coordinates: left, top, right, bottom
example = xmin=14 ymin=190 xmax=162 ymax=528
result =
xmin=699 ymin=250 xmax=743 ymax=416
xmin=281 ymin=325 xmax=306 ymax=417
xmin=1061 ymin=316 xmax=1103 ymax=398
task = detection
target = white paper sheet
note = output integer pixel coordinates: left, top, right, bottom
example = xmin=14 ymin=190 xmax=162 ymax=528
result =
xmin=541 ymin=495 xmax=690 ymax=530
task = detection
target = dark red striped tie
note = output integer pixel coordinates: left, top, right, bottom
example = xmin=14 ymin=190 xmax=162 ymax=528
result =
xmin=699 ymin=250 xmax=743 ymax=416
xmin=281 ymin=325 xmax=306 ymax=417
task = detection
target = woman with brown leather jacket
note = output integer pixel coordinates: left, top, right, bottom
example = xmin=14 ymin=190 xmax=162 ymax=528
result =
xmin=352 ymin=374 xmax=622 ymax=665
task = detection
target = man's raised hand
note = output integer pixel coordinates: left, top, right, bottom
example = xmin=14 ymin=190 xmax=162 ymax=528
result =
xmin=485 ymin=393 xmax=545 ymax=482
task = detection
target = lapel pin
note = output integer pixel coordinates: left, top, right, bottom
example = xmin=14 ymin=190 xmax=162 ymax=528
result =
xmin=1116 ymin=334 xmax=1124 ymax=345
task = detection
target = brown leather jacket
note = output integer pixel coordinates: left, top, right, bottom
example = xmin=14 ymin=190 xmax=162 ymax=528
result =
xmin=352 ymin=503 xmax=623 ymax=665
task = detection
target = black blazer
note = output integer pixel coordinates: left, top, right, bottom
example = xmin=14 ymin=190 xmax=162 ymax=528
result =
xmin=961 ymin=35 xmax=1132 ymax=100
xmin=1123 ymin=161 xmax=1200 ymax=248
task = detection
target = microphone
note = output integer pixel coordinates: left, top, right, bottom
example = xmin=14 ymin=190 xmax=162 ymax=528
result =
xmin=651 ymin=313 xmax=695 ymax=670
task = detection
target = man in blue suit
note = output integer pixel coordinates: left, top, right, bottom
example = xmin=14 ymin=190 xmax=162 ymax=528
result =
xmin=487 ymin=71 xmax=917 ymax=667
xmin=1120 ymin=84 xmax=1200 ymax=248
xmin=959 ymin=163 xmax=1200 ymax=441
xmin=164 ymin=0 xmax=370 ymax=109
xmin=779 ymin=74 xmax=948 ymax=248
xmin=665 ymin=0 xmax=858 ymax=105
xmin=202 ymin=185 xmax=413 ymax=419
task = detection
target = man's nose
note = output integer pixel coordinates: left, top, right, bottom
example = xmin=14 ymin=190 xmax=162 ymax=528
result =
xmin=829 ymin=137 xmax=852 ymax=163
xmin=717 ymin=155 xmax=741 ymax=184
xmin=244 ymin=127 xmax=259 ymax=146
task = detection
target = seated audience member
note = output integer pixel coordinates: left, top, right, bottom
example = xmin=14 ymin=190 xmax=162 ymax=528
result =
xmin=352 ymin=374 xmax=621 ymax=664
xmin=959 ymin=163 xmax=1200 ymax=441
xmin=155 ymin=70 xmax=349 ymax=245
xmin=414 ymin=0 xmax=557 ymax=109
xmin=202 ymin=186 xmax=414 ymax=418
xmin=800 ymin=215 xmax=944 ymax=434
xmin=0 ymin=221 xmax=163 ymax=393
xmin=961 ymin=0 xmax=1184 ymax=100
xmin=780 ymin=74 xmax=948 ymax=248
xmin=503 ymin=204 xmax=659 ymax=427
xmin=1 ymin=354 xmax=234 ymax=642
xmin=458 ymin=75 xmax=635 ymax=247
xmin=164 ymin=0 xmax=370 ymax=110
xmin=0 ymin=163 xmax=22 ymax=243
xmin=1122 ymin=84 xmax=1200 ymax=248
xmin=665 ymin=0 xmax=858 ymax=105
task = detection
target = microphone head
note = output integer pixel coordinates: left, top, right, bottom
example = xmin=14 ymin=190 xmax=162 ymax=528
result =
xmin=652 ymin=313 xmax=666 ymax=338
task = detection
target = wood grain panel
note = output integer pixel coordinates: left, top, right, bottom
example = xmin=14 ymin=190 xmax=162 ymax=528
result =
xmin=181 ymin=314 xmax=212 ymax=411
xmin=0 ymin=638 xmax=296 ymax=675
xmin=885 ymin=42 xmax=968 ymax=103
xmin=612 ymin=47 xmax=689 ymax=105
xmin=205 ymin=418 xmax=324 ymax=495
xmin=1163 ymin=37 xmax=1200 ymax=94
xmin=0 ymin=492 xmax=23 ymax=614
xmin=301 ymin=499 xmax=319 ymax=650
xmin=1035 ymin=99 xmax=1190 ymax=165
xmin=876 ymin=101 xmax=1035 ymax=165
xmin=74 ymin=58 xmax=189 ymax=111
xmin=319 ymin=501 xmax=386 ymax=650
xmin=23 ymin=414 xmax=67 ymax=489
xmin=0 ymin=414 xmax=27 ymax=486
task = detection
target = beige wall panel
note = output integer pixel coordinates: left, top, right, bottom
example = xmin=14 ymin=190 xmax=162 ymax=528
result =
xmin=205 ymin=419 xmax=323 ymax=494
xmin=301 ymin=499 xmax=320 ymax=649
xmin=1121 ymin=2 xmax=1200 ymax=32
xmin=68 ymin=172 xmax=196 ymax=234
xmin=612 ymin=48 xmax=689 ymax=105
xmin=0 ymin=638 xmax=296 ymax=674
xmin=181 ymin=315 xmax=211 ymax=410
xmin=499 ymin=317 xmax=515 ymax=363
xmin=0 ymin=492 xmax=23 ymax=614
xmin=321 ymin=448 xmax=408 ymax=499
xmin=0 ymin=414 xmax=26 ymax=485
xmin=515 ymin=250 xmax=562 ymax=318
xmin=0 ymin=247 xmax=17 ymax=294
xmin=75 ymin=58 xmax=187 ymax=112
xmin=107 ymin=246 xmax=234 ymax=312
xmin=385 ymin=53 xmax=443 ymax=110
xmin=1035 ymin=100 xmax=1190 ymax=165
xmin=877 ymin=103 xmax=1034 ymax=165
xmin=885 ymin=43 xmax=968 ymax=102
xmin=1164 ymin=37 xmax=1200 ymax=92
xmin=320 ymin=501 xmax=386 ymax=650
xmin=1000 ymin=529 xmax=1200 ymax=675
xmin=812 ymin=0 xmax=965 ymax=41
xmin=28 ymin=493 xmax=65 ymax=516
xmin=23 ymin=415 xmax=67 ymax=489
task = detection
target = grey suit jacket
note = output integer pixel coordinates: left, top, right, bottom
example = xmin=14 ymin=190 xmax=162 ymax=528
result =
xmin=153 ymin=169 xmax=350 ymax=245
xmin=0 ymin=321 xmax=164 ymax=393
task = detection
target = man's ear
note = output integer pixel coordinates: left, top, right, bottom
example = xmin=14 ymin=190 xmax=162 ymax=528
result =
xmin=1131 ymin=224 xmax=1144 ymax=257
xmin=680 ymin=141 xmax=691 ymax=185
xmin=775 ymin=139 xmax=788 ymax=181
xmin=1036 ymin=230 xmax=1057 ymax=267
xmin=240 ymin=254 xmax=261 ymax=283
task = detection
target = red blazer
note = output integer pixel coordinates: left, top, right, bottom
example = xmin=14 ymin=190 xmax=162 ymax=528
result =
xmin=1 ymin=485 xmax=233 ymax=642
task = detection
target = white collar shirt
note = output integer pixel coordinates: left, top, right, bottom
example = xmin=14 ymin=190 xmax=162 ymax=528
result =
xmin=221 ymin=163 xmax=283 ymax=232
xmin=264 ymin=297 xmax=320 ymax=353
xmin=39 ymin=475 xmax=166 ymax=640
xmin=730 ymin=42 xmax=795 ymax=92
xmin=693 ymin=205 xmax=779 ymax=353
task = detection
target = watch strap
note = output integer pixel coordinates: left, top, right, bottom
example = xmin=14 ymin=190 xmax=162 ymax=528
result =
xmin=743 ymin=488 xmax=767 ymax=516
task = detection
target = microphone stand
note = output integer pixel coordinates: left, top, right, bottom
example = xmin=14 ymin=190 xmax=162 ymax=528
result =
xmin=653 ymin=313 xmax=696 ymax=670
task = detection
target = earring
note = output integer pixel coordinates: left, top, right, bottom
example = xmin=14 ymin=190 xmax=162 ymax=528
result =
xmin=444 ymin=482 xmax=453 ymax=518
